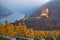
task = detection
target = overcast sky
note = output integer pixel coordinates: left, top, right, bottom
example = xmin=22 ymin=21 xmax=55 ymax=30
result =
xmin=0 ymin=0 xmax=50 ymax=24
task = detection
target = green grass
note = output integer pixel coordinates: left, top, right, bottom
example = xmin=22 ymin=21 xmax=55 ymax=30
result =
xmin=16 ymin=37 xmax=24 ymax=40
xmin=33 ymin=38 xmax=40 ymax=40
xmin=56 ymin=37 xmax=60 ymax=40
xmin=45 ymin=37 xmax=54 ymax=40
xmin=0 ymin=36 xmax=60 ymax=40
xmin=0 ymin=36 xmax=9 ymax=40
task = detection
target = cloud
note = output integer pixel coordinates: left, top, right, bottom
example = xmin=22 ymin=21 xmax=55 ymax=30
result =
xmin=0 ymin=0 xmax=50 ymax=23
xmin=1 ymin=0 xmax=49 ymax=11
xmin=1 ymin=12 xmax=25 ymax=23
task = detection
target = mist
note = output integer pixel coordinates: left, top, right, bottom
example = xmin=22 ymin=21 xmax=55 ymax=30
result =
xmin=0 ymin=0 xmax=50 ymax=24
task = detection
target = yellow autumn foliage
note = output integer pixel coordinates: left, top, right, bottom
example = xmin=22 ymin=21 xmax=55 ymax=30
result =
xmin=0 ymin=22 xmax=60 ymax=38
